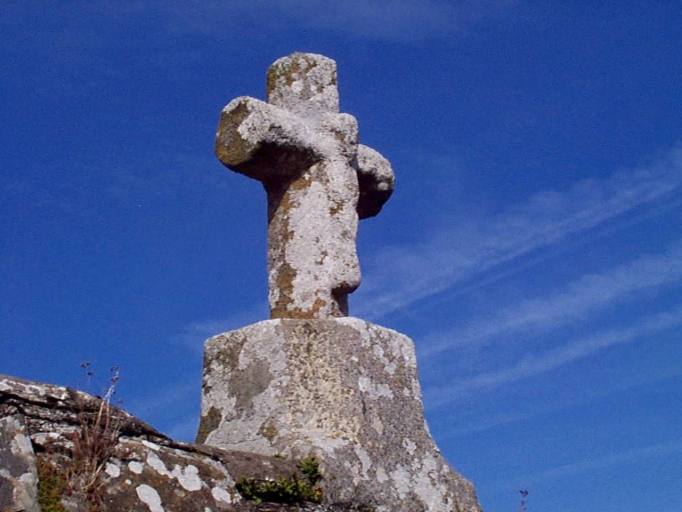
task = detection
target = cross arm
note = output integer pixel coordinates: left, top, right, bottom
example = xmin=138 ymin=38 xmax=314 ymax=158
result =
xmin=215 ymin=96 xmax=320 ymax=184
xmin=356 ymin=144 xmax=395 ymax=219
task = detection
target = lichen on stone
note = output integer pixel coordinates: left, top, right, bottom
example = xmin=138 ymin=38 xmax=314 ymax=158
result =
xmin=215 ymin=53 xmax=393 ymax=321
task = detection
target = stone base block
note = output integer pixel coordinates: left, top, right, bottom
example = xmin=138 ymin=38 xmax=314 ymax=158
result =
xmin=197 ymin=317 xmax=481 ymax=512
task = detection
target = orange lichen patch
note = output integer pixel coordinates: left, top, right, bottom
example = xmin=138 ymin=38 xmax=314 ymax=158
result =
xmin=215 ymin=101 xmax=252 ymax=167
xmin=195 ymin=406 xmax=222 ymax=444
xmin=274 ymin=172 xmax=310 ymax=232
xmin=309 ymin=297 xmax=329 ymax=317
xmin=267 ymin=53 xmax=318 ymax=88
xmin=274 ymin=297 xmax=330 ymax=320
xmin=329 ymin=200 xmax=343 ymax=216
xmin=315 ymin=250 xmax=329 ymax=266
xmin=257 ymin=420 xmax=279 ymax=440
xmin=271 ymin=261 xmax=297 ymax=318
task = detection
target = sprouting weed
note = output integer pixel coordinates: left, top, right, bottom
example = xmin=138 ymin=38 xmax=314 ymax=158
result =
xmin=45 ymin=363 xmax=124 ymax=511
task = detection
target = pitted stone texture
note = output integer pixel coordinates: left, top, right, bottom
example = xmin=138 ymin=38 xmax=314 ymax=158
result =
xmin=197 ymin=318 xmax=482 ymax=512
xmin=215 ymin=52 xmax=394 ymax=320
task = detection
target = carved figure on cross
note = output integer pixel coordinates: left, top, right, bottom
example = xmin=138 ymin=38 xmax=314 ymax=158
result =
xmin=215 ymin=53 xmax=394 ymax=319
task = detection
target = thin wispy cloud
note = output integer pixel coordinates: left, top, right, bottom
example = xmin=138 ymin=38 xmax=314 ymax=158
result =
xmin=154 ymin=0 xmax=518 ymax=42
xmin=499 ymin=440 xmax=682 ymax=488
xmin=174 ymin=302 xmax=268 ymax=354
xmin=421 ymin=239 xmax=682 ymax=357
xmin=438 ymin=360 xmax=682 ymax=437
xmin=131 ymin=304 xmax=269 ymax=440
xmin=424 ymin=304 xmax=682 ymax=409
xmin=287 ymin=0 xmax=512 ymax=41
xmin=2 ymin=149 xmax=233 ymax=215
xmin=356 ymin=145 xmax=682 ymax=320
xmin=126 ymin=379 xmax=201 ymax=441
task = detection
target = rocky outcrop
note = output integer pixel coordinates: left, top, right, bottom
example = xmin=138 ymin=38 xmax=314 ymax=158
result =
xmin=0 ymin=374 xmax=335 ymax=511
xmin=198 ymin=318 xmax=481 ymax=512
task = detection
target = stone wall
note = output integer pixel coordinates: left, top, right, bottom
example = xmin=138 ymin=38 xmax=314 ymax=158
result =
xmin=0 ymin=374 xmax=333 ymax=511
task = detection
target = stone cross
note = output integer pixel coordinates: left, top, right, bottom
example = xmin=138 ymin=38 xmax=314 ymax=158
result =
xmin=215 ymin=53 xmax=394 ymax=319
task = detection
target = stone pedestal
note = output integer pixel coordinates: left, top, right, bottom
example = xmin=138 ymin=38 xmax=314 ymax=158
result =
xmin=197 ymin=318 xmax=481 ymax=512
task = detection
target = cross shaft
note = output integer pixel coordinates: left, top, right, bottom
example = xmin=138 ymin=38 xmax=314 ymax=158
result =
xmin=215 ymin=53 xmax=394 ymax=319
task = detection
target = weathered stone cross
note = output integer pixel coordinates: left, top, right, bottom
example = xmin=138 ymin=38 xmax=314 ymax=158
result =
xmin=215 ymin=53 xmax=394 ymax=319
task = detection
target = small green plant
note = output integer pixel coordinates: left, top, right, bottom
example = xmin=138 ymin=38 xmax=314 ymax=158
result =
xmin=236 ymin=455 xmax=323 ymax=504
xmin=298 ymin=456 xmax=322 ymax=484
xmin=36 ymin=457 xmax=68 ymax=512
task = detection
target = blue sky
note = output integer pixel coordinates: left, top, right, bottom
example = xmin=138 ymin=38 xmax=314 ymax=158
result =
xmin=2 ymin=1 xmax=681 ymax=511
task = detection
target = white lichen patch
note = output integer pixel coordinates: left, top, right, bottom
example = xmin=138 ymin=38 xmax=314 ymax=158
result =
xmin=10 ymin=432 xmax=32 ymax=456
xmin=13 ymin=472 xmax=39 ymax=512
xmin=411 ymin=378 xmax=421 ymax=399
xmin=300 ymin=421 xmax=354 ymax=450
xmin=138 ymin=450 xmax=204 ymax=493
xmin=389 ymin=466 xmax=412 ymax=500
xmin=173 ymin=464 xmax=202 ymax=492
xmin=128 ymin=461 xmax=144 ymax=474
xmin=375 ymin=466 xmax=389 ymax=484
xmin=136 ymin=484 xmax=164 ymax=512
xmin=412 ymin=453 xmax=444 ymax=507
xmin=211 ymin=486 xmax=237 ymax=506
xmin=403 ymin=438 xmax=417 ymax=456
xmin=146 ymin=452 xmax=171 ymax=477
xmin=18 ymin=471 xmax=38 ymax=487
xmin=31 ymin=432 xmax=58 ymax=447
xmin=358 ymin=376 xmax=393 ymax=400
xmin=372 ymin=344 xmax=387 ymax=363
xmin=353 ymin=445 xmax=372 ymax=479
xmin=372 ymin=344 xmax=398 ymax=376
xmin=105 ymin=462 xmax=121 ymax=478
xmin=142 ymin=440 xmax=161 ymax=451
xmin=371 ymin=417 xmax=384 ymax=435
